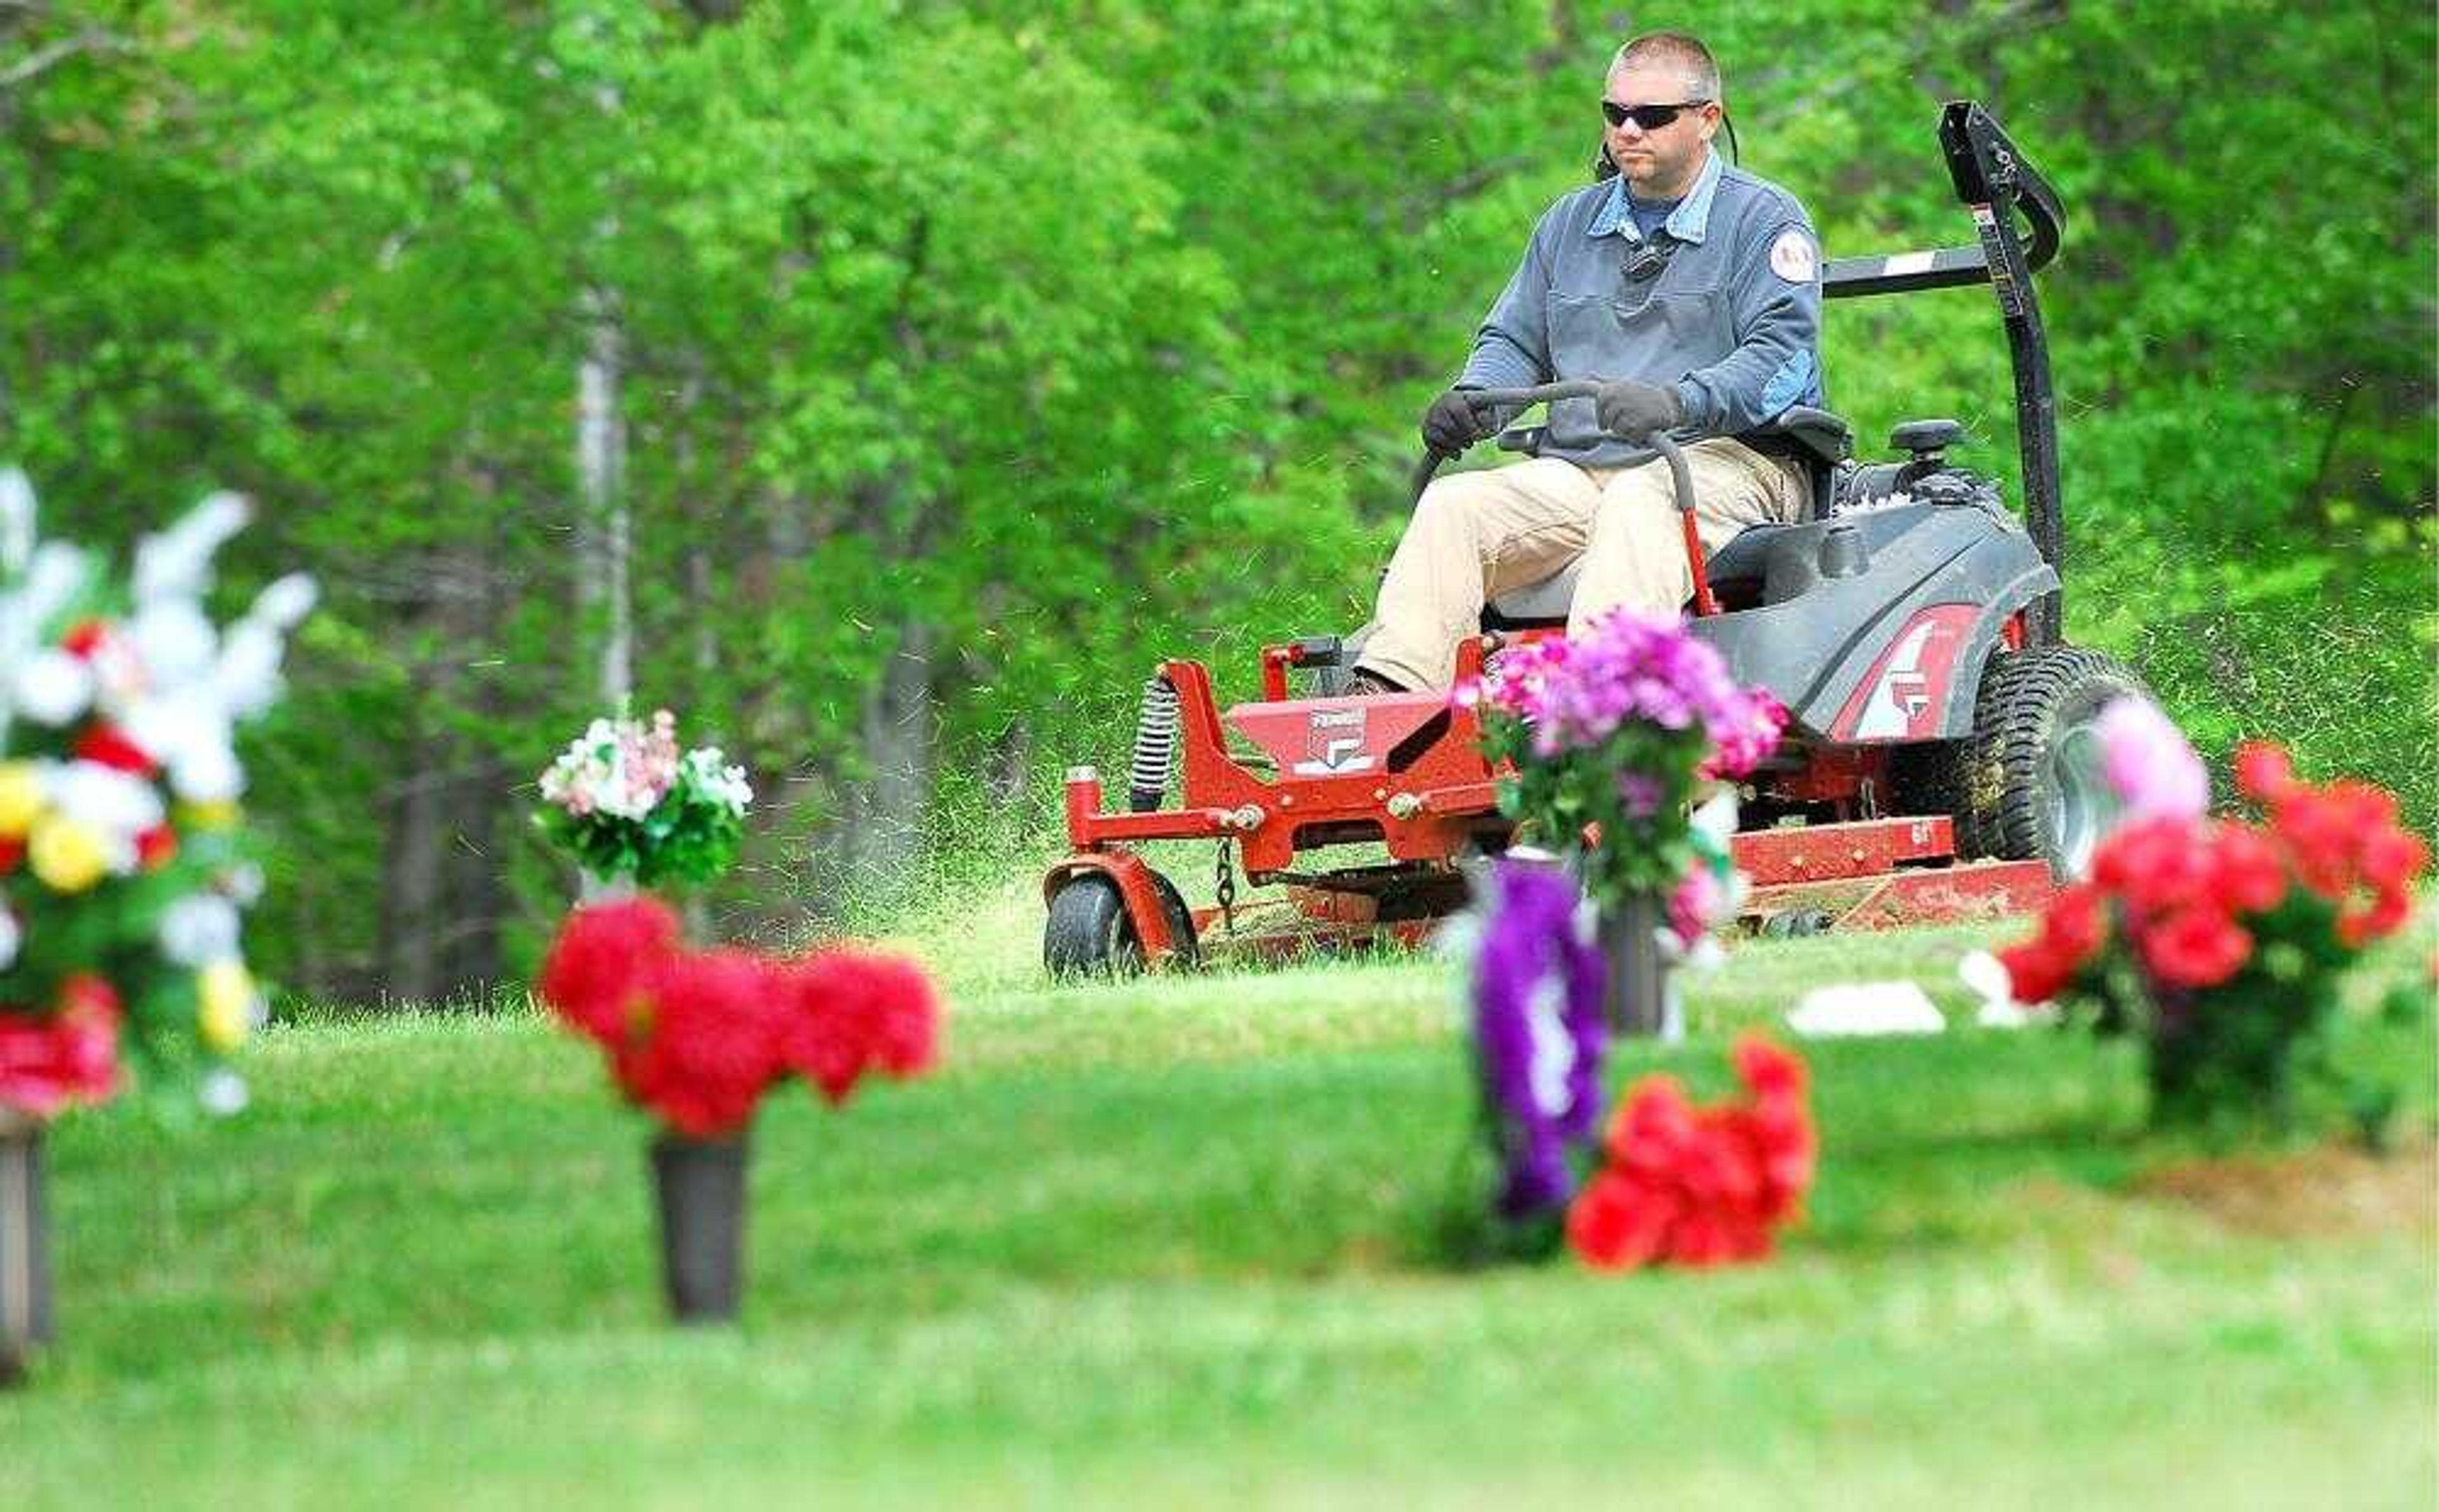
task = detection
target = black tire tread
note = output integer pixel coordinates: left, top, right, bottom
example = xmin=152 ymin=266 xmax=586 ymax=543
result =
xmin=1958 ymin=645 xmax=2147 ymax=869
xmin=1043 ymin=869 xmax=1200 ymax=979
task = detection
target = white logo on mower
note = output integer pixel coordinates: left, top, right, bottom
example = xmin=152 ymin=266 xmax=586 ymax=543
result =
xmin=1294 ymin=707 xmax=1374 ymax=775
xmin=1857 ymin=621 xmax=1937 ymax=739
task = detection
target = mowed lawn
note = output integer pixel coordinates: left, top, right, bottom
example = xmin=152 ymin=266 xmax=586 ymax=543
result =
xmin=6 ymin=902 xmax=2435 ymax=1510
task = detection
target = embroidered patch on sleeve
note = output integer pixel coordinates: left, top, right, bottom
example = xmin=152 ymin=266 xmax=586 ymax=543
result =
xmin=1768 ymin=228 xmax=1818 ymax=283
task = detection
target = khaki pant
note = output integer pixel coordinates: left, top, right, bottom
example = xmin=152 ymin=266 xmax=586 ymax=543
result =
xmin=1355 ymin=439 xmax=1806 ymax=690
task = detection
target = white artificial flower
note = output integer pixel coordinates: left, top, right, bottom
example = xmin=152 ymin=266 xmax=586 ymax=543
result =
xmin=126 ymin=598 xmax=220 ymax=687
xmin=0 ymin=907 xmax=18 ymax=972
xmin=1690 ymin=789 xmax=1739 ymax=845
xmin=1958 ymin=949 xmax=2053 ymax=1029
xmin=46 ymin=759 xmax=165 ymax=838
xmin=214 ymin=620 xmax=286 ymax=719
xmin=219 ymin=862 xmax=265 ymax=906
xmin=199 ymin=1069 xmax=250 ymax=1117
xmin=16 ymin=646 xmax=93 ymax=725
xmin=0 ymin=467 xmax=32 ymax=575
xmin=682 ymin=746 xmax=753 ymax=813
xmin=119 ymin=688 xmax=219 ymax=772
xmin=246 ymin=573 xmax=318 ymax=630
xmin=169 ymin=739 xmax=245 ymax=803
xmin=160 ymin=893 xmax=243 ymax=967
xmin=1523 ymin=975 xmax=1575 ymax=1118
xmin=20 ymin=541 xmax=92 ymax=629
xmin=133 ymin=491 xmax=250 ymax=605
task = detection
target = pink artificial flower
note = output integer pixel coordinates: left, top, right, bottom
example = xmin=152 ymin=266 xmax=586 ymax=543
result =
xmin=2095 ymin=697 xmax=2207 ymax=823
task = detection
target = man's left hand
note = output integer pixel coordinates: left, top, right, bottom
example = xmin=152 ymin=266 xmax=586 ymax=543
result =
xmin=1594 ymin=380 xmax=1684 ymax=441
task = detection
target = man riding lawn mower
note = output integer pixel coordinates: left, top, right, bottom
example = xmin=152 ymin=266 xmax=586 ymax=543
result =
xmin=1041 ymin=37 xmax=2153 ymax=976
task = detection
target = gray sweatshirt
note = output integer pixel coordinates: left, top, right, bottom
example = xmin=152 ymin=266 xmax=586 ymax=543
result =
xmin=1459 ymin=148 xmax=1825 ymax=468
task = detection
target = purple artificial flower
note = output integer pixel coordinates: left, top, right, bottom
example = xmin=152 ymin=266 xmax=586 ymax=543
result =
xmin=2095 ymin=696 xmax=2207 ymax=822
xmin=1616 ymin=771 xmax=1664 ymax=819
xmin=1472 ymin=860 xmax=1609 ymax=1218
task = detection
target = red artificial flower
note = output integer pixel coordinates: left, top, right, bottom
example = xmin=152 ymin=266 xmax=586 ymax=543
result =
xmin=2208 ymin=824 xmax=2287 ymax=914
xmin=777 ymin=947 xmax=944 ymax=1104
xmin=1569 ymin=1036 xmax=1814 ymax=1272
xmin=2092 ymin=817 xmax=2216 ymax=913
xmin=0 ymin=979 xmax=123 ymax=1119
xmin=2233 ymin=741 xmax=2295 ymax=804
xmin=59 ymin=619 xmax=111 ymax=658
xmin=610 ymin=948 xmax=784 ymax=1138
xmin=74 ymin=723 xmax=160 ymax=777
xmin=2041 ymin=881 xmax=2112 ymax=963
xmin=1603 ymin=1073 xmax=1697 ymax=1174
xmin=135 ymin=824 xmax=178 ymax=871
xmin=1999 ymin=936 xmax=2078 ymax=1005
xmin=2359 ymin=826 xmax=2430 ymax=892
xmin=538 ymin=897 xmax=683 ymax=1044
xmin=1566 ymin=1169 xmax=1679 ymax=1271
xmin=2139 ymin=905 xmax=2253 ymax=989
xmin=1733 ymin=1033 xmax=1807 ymax=1106
xmin=2336 ymin=886 xmax=2414 ymax=950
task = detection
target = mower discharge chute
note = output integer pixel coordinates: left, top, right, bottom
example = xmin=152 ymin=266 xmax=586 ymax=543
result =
xmin=1044 ymin=102 xmax=2149 ymax=975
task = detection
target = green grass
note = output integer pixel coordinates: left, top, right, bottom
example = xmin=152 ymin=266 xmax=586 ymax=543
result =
xmin=8 ymin=904 xmax=2436 ymax=1509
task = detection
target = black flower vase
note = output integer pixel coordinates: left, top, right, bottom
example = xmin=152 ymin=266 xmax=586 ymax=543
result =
xmin=649 ymin=1132 xmax=747 ymax=1324
xmin=1599 ymin=893 xmax=1671 ymax=1038
xmin=1 ymin=1119 xmax=51 ymax=1385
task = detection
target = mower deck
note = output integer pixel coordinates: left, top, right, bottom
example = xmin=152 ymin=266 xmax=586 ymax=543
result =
xmin=1046 ymin=643 xmax=2053 ymax=969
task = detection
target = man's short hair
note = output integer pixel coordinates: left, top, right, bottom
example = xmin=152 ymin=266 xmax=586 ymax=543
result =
xmin=1610 ymin=32 xmax=1722 ymax=104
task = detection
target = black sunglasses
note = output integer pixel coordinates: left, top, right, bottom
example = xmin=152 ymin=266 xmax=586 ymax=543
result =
xmin=1601 ymin=99 xmax=1709 ymax=131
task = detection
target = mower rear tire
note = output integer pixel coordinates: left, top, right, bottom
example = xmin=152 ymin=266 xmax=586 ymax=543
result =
xmin=1957 ymin=645 xmax=2149 ymax=878
xmin=1044 ymin=870 xmax=1199 ymax=978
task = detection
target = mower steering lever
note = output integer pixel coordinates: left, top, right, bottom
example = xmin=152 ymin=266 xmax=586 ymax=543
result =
xmin=1408 ymin=382 xmax=1694 ymax=518
xmin=1406 ymin=380 xmax=1712 ymax=615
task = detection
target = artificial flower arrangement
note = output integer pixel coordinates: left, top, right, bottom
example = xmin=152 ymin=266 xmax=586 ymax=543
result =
xmin=1460 ymin=862 xmax=1815 ymax=1269
xmin=0 ymin=469 xmax=312 ymax=1123
xmin=535 ymin=708 xmax=752 ymax=888
xmin=530 ymin=714 xmax=942 ymax=1320
xmin=1460 ymin=608 xmax=1786 ymax=913
xmin=537 ymin=896 xmax=943 ymax=1321
xmin=1997 ymin=699 xmax=2428 ymax=1127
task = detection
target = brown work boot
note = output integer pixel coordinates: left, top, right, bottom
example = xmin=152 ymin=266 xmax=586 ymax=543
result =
xmin=1347 ymin=667 xmax=1409 ymax=697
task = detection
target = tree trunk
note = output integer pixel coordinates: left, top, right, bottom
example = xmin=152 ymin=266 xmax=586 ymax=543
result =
xmin=575 ymin=279 xmax=630 ymax=707
xmin=825 ymin=619 xmax=938 ymax=908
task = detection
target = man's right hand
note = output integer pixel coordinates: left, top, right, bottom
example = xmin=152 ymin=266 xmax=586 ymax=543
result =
xmin=1420 ymin=389 xmax=1490 ymax=455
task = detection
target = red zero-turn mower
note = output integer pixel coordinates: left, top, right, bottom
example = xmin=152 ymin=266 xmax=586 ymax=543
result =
xmin=1044 ymin=102 xmax=2149 ymax=975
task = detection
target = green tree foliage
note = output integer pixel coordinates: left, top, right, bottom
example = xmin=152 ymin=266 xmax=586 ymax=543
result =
xmin=3 ymin=0 xmax=2429 ymax=1002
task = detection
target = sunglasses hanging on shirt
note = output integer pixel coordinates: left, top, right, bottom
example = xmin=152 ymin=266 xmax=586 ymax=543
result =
xmin=1621 ymin=237 xmax=1680 ymax=284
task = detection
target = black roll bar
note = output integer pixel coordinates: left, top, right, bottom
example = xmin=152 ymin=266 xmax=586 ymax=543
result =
xmin=1822 ymin=102 xmax=2067 ymax=644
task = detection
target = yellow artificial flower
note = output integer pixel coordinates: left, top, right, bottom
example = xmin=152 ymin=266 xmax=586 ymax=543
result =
xmin=0 ymin=762 xmax=42 ymax=838
xmin=198 ymin=960 xmax=256 ymax=1052
xmin=28 ymin=815 xmax=108 ymax=893
xmin=176 ymin=799 xmax=243 ymax=832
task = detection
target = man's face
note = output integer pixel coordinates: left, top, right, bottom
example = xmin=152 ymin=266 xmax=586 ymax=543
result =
xmin=1601 ymin=63 xmax=1718 ymax=197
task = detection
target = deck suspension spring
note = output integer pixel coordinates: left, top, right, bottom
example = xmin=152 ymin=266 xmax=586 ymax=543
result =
xmin=1127 ymin=672 xmax=1179 ymax=813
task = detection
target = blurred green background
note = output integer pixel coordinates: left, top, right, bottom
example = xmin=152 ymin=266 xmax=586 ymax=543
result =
xmin=3 ymin=0 xmax=2430 ymax=1003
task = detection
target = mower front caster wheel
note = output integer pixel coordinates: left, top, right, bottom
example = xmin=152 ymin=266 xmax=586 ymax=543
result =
xmin=1044 ymin=870 xmax=1199 ymax=979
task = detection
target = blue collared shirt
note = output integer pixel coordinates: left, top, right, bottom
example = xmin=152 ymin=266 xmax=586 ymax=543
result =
xmin=1587 ymin=147 xmax=1726 ymax=245
xmin=1459 ymin=147 xmax=1825 ymax=466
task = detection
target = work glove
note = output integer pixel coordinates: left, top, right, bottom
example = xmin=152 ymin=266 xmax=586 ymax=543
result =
xmin=1420 ymin=389 xmax=1491 ymax=455
xmin=1594 ymin=379 xmax=1684 ymax=441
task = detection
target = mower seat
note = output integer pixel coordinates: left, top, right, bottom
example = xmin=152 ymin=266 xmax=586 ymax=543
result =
xmin=1479 ymin=406 xmax=1855 ymax=628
